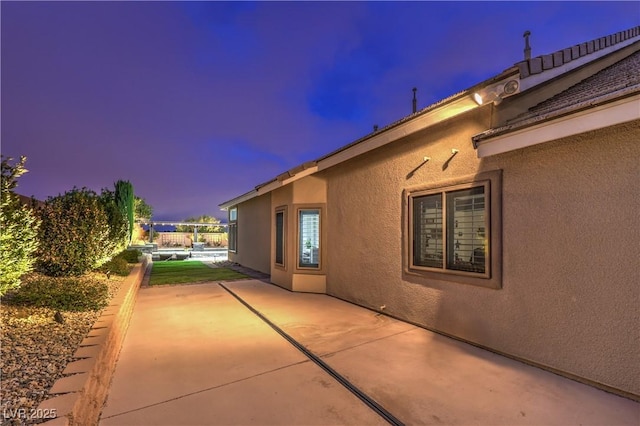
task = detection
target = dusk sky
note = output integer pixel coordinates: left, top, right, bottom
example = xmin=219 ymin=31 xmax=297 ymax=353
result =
xmin=2 ymin=2 xmax=638 ymax=221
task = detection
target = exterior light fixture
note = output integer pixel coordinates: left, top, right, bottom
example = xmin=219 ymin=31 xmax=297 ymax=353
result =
xmin=473 ymin=79 xmax=520 ymax=106
xmin=474 ymin=90 xmax=502 ymax=105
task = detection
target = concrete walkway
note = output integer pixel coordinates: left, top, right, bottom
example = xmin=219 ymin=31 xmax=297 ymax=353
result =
xmin=99 ymin=279 xmax=639 ymax=425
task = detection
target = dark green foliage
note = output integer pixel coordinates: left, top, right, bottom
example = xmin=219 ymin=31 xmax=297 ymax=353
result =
xmin=134 ymin=196 xmax=153 ymax=221
xmin=175 ymin=215 xmax=223 ymax=233
xmin=100 ymin=188 xmax=129 ymax=255
xmin=114 ymin=180 xmax=134 ymax=244
xmin=0 ymin=156 xmax=41 ymax=296
xmin=117 ymin=249 xmax=142 ymax=264
xmin=99 ymin=256 xmax=131 ymax=276
xmin=36 ymin=188 xmax=112 ymax=276
xmin=5 ymin=274 xmax=109 ymax=312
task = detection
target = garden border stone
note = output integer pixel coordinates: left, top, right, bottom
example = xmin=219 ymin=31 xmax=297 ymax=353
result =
xmin=38 ymin=258 xmax=149 ymax=426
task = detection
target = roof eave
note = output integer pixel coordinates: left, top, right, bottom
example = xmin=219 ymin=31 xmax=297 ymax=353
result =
xmin=473 ymin=92 xmax=640 ymax=158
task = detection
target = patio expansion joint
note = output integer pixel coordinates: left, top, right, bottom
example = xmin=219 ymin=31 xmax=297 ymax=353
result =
xmin=99 ymin=359 xmax=311 ymax=421
xmin=218 ymin=282 xmax=405 ymax=426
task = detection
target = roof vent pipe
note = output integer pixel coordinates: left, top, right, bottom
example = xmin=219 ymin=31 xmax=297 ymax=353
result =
xmin=412 ymin=87 xmax=417 ymax=113
xmin=523 ymin=30 xmax=531 ymax=60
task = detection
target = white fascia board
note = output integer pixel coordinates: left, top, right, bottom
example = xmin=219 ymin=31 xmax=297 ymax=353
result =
xmin=282 ymin=165 xmax=318 ymax=186
xmin=220 ymin=96 xmax=478 ymax=207
xmin=219 ymin=190 xmax=259 ymax=210
xmin=219 ymin=165 xmax=320 ymax=208
xmin=317 ymin=97 xmax=479 ymax=171
xmin=476 ymin=94 xmax=640 ymax=158
xmin=257 ymin=165 xmax=319 ymax=194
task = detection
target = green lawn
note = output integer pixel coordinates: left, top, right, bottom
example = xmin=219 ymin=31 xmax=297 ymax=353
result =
xmin=149 ymin=261 xmax=248 ymax=285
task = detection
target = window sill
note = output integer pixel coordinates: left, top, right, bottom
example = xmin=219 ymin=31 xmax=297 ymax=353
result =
xmin=404 ymin=266 xmax=501 ymax=289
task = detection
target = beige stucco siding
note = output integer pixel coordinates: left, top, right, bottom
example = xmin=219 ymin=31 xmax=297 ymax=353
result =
xmin=270 ymin=176 xmax=328 ymax=292
xmin=323 ymin=106 xmax=640 ymax=398
xmin=271 ymin=185 xmax=294 ymax=290
xmin=229 ymin=193 xmax=271 ymax=274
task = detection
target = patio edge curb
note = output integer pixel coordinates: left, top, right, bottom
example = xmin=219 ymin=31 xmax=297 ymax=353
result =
xmin=38 ymin=258 xmax=148 ymax=426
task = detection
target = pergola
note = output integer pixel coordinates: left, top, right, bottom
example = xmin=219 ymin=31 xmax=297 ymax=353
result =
xmin=137 ymin=221 xmax=228 ymax=244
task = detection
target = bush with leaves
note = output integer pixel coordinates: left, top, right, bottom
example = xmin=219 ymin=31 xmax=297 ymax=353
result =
xmin=116 ymin=249 xmax=143 ymax=264
xmin=134 ymin=196 xmax=153 ymax=221
xmin=176 ymin=215 xmax=223 ymax=233
xmin=37 ymin=188 xmax=112 ymax=276
xmin=99 ymin=256 xmax=130 ymax=277
xmin=115 ymin=180 xmax=134 ymax=244
xmin=5 ymin=273 xmax=109 ymax=311
xmin=0 ymin=156 xmax=41 ymax=296
xmin=100 ymin=187 xmax=129 ymax=256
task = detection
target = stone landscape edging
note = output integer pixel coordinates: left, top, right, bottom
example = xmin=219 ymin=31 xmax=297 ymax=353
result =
xmin=38 ymin=259 xmax=149 ymax=426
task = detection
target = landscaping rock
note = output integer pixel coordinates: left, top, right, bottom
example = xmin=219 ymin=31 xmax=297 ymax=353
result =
xmin=1 ymin=277 xmax=123 ymax=425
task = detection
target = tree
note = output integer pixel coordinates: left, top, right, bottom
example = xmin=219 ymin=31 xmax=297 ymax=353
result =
xmin=114 ymin=180 xmax=134 ymax=244
xmin=100 ymin=187 xmax=129 ymax=255
xmin=36 ymin=188 xmax=112 ymax=276
xmin=134 ymin=196 xmax=153 ymax=221
xmin=175 ymin=215 xmax=223 ymax=233
xmin=0 ymin=156 xmax=41 ymax=296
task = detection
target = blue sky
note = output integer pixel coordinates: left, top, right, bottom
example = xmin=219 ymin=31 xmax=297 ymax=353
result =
xmin=2 ymin=1 xmax=638 ymax=220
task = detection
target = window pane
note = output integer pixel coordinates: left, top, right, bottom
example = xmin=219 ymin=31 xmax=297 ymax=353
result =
xmin=229 ymin=208 xmax=237 ymax=221
xmin=275 ymin=211 xmax=284 ymax=265
xmin=413 ymin=193 xmax=443 ymax=268
xmin=228 ymin=223 xmax=237 ymax=252
xmin=446 ymin=186 xmax=486 ymax=273
xmin=299 ymin=210 xmax=320 ymax=268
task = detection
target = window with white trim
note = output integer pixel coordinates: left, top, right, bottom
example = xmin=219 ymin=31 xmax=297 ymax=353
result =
xmin=409 ymin=181 xmax=490 ymax=278
xmin=228 ymin=207 xmax=237 ymax=253
xmin=298 ymin=209 xmax=320 ymax=269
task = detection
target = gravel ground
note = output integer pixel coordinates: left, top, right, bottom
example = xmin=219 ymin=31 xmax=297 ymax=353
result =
xmin=0 ymin=274 xmax=126 ymax=425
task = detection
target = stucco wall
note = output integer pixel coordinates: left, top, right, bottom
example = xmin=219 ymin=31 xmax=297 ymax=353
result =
xmin=230 ymin=193 xmax=271 ymax=274
xmin=271 ymin=185 xmax=294 ymax=290
xmin=323 ymin=107 xmax=640 ymax=398
xmin=270 ymin=176 xmax=328 ymax=292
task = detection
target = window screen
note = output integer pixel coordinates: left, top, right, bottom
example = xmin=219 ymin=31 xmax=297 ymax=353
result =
xmin=413 ymin=193 xmax=443 ymax=268
xmin=446 ymin=187 xmax=486 ymax=273
xmin=409 ymin=182 xmax=489 ymax=276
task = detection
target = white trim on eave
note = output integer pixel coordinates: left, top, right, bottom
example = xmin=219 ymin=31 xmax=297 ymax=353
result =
xmin=317 ymin=96 xmax=479 ymax=171
xmin=218 ymin=165 xmax=320 ymax=210
xmin=219 ymin=189 xmax=259 ymax=210
xmin=475 ymin=94 xmax=640 ymax=158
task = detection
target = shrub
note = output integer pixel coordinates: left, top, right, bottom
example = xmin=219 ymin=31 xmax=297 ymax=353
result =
xmin=115 ymin=180 xmax=134 ymax=245
xmin=117 ymin=249 xmax=142 ymax=264
xmin=36 ymin=188 xmax=112 ymax=276
xmin=100 ymin=188 xmax=129 ymax=257
xmin=0 ymin=156 xmax=41 ymax=296
xmin=99 ymin=256 xmax=130 ymax=277
xmin=5 ymin=274 xmax=109 ymax=312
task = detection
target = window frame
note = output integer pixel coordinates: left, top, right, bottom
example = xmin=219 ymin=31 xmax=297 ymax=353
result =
xmin=274 ymin=206 xmax=287 ymax=268
xmin=228 ymin=207 xmax=238 ymax=253
xmin=403 ymin=170 xmax=502 ymax=289
xmin=296 ymin=207 xmax=322 ymax=270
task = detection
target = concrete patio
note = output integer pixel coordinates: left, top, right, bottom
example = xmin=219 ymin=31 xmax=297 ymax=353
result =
xmin=99 ymin=279 xmax=639 ymax=425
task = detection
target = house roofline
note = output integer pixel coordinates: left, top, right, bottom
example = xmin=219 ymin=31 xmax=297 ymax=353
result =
xmin=219 ymin=25 xmax=640 ymax=210
xmin=218 ymin=89 xmax=484 ymax=209
xmin=474 ymin=92 xmax=640 ymax=158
